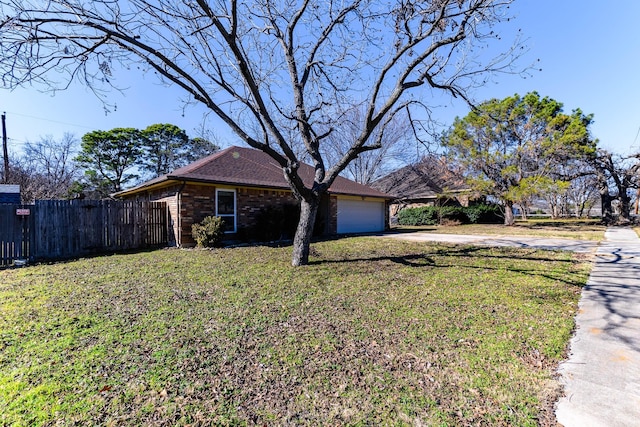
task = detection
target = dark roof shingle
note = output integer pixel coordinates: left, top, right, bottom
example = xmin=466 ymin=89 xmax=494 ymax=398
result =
xmin=119 ymin=146 xmax=391 ymax=199
xmin=371 ymin=156 xmax=468 ymax=200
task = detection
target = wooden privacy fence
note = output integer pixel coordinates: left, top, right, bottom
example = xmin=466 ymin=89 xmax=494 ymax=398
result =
xmin=0 ymin=204 xmax=33 ymax=267
xmin=1 ymin=200 xmax=168 ymax=267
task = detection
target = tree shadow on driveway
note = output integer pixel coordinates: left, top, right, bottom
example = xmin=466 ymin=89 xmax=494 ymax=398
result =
xmin=582 ymin=246 xmax=640 ymax=353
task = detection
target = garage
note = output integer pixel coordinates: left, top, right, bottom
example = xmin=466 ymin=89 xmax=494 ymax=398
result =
xmin=337 ymin=198 xmax=386 ymax=234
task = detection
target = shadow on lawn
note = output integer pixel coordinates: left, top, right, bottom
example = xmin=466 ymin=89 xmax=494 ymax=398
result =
xmin=1 ymin=246 xmax=167 ymax=270
xmin=516 ymin=219 xmax=604 ymax=231
xmin=311 ymin=245 xmax=588 ymax=288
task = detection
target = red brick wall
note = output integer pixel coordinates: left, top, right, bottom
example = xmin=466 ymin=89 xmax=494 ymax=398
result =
xmin=178 ymin=185 xmax=217 ymax=246
xmin=236 ymin=187 xmax=298 ymax=231
xmin=122 ymin=182 xmax=353 ymax=246
xmin=179 ymin=184 xmax=300 ymax=246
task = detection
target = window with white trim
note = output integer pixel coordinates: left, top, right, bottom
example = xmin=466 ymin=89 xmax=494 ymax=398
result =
xmin=216 ymin=189 xmax=236 ymax=233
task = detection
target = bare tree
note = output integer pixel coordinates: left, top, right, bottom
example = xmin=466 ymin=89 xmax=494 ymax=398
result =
xmin=594 ymin=150 xmax=640 ymax=223
xmin=8 ymin=133 xmax=81 ymax=202
xmin=540 ymin=159 xmax=599 ymax=219
xmin=0 ymin=0 xmax=525 ymax=265
xmin=566 ymin=173 xmax=599 ymax=218
xmin=23 ymin=133 xmax=80 ymax=196
xmin=553 ymin=159 xmax=600 ymax=218
xmin=323 ymin=107 xmax=419 ymax=185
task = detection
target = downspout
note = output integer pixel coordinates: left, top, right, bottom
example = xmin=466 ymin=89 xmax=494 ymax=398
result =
xmin=176 ymin=180 xmax=187 ymax=247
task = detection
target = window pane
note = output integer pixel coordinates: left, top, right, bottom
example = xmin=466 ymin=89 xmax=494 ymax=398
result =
xmin=219 ymin=215 xmax=235 ymax=232
xmin=217 ymin=191 xmax=235 ymax=215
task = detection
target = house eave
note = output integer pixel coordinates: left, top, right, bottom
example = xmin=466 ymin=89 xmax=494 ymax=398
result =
xmin=112 ymin=177 xmax=176 ymax=198
xmin=328 ymin=190 xmax=394 ymax=200
xmin=115 ymin=176 xmax=391 ymax=200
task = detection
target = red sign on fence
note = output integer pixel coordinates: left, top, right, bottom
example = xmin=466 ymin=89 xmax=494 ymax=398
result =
xmin=16 ymin=208 xmax=30 ymax=216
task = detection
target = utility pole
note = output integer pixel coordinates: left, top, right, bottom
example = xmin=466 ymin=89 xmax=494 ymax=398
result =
xmin=2 ymin=112 xmax=8 ymax=183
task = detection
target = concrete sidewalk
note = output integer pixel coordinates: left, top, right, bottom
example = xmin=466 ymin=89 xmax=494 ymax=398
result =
xmin=555 ymin=227 xmax=640 ymax=426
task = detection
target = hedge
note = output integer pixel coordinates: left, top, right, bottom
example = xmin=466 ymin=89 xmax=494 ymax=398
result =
xmin=397 ymin=204 xmax=502 ymax=226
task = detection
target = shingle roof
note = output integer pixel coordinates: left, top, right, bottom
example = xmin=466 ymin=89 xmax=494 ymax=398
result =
xmin=371 ymin=156 xmax=469 ymax=200
xmin=118 ymin=146 xmax=391 ymax=199
xmin=0 ymin=184 xmax=21 ymax=203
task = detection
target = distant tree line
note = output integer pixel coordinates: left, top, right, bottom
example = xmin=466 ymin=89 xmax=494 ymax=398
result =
xmin=1 ymin=123 xmax=219 ymax=202
xmin=2 ymin=93 xmax=639 ymax=225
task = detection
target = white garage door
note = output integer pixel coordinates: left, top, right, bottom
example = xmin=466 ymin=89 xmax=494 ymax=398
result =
xmin=337 ymin=199 xmax=386 ymax=234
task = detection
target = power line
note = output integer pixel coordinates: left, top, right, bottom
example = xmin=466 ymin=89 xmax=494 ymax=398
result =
xmin=7 ymin=138 xmax=29 ymax=146
xmin=633 ymin=125 xmax=640 ymax=148
xmin=4 ymin=110 xmax=95 ymax=131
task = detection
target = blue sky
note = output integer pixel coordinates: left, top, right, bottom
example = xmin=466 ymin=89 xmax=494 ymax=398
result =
xmin=1 ymin=1 xmax=639 ymax=157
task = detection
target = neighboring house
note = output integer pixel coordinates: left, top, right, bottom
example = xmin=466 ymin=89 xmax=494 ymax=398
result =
xmin=0 ymin=184 xmax=21 ymax=203
xmin=371 ymin=156 xmax=473 ymax=219
xmin=115 ymin=146 xmax=392 ymax=246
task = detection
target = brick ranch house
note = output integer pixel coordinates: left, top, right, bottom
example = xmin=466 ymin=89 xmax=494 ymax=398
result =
xmin=115 ymin=146 xmax=392 ymax=247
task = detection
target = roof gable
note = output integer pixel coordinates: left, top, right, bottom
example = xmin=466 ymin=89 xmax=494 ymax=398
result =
xmin=371 ymin=157 xmax=468 ymax=200
xmin=119 ymin=146 xmax=391 ymax=199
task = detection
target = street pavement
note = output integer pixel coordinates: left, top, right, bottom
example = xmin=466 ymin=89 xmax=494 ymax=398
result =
xmin=381 ymin=228 xmax=640 ymax=426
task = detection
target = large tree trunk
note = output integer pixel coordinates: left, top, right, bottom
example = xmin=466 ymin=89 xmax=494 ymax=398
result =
xmin=595 ymin=166 xmax=614 ymax=224
xmin=504 ymin=201 xmax=515 ymax=226
xmin=291 ymin=197 xmax=320 ymax=267
xmin=619 ymin=189 xmax=632 ymax=223
xmin=597 ymin=174 xmax=614 ymax=224
xmin=600 ymin=192 xmax=613 ymax=224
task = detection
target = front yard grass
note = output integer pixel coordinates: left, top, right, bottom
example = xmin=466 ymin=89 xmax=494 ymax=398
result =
xmin=0 ymin=237 xmax=591 ymax=426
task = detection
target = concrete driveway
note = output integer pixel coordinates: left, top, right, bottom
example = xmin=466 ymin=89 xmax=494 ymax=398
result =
xmin=380 ymin=231 xmax=599 ymax=253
